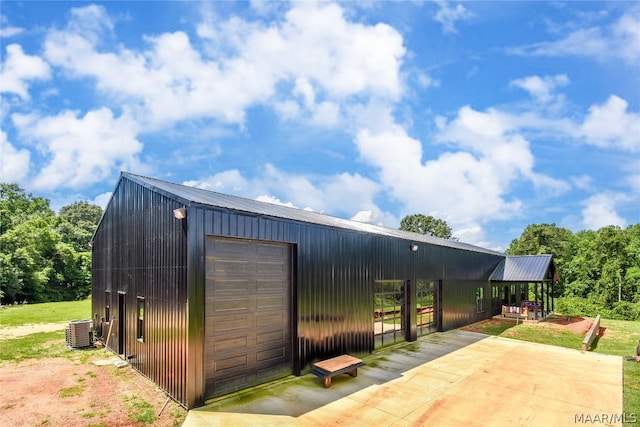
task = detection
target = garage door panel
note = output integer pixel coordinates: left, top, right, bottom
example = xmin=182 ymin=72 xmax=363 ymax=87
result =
xmin=257 ymin=312 xmax=285 ymax=326
xmin=257 ymin=279 xmax=288 ymax=291
xmin=212 ymin=296 xmax=253 ymax=312
xmin=209 ymin=239 xmax=251 ymax=256
xmin=206 ymin=279 xmax=250 ymax=292
xmin=204 ymin=236 xmax=292 ymax=400
xmin=256 ymin=243 xmax=288 ymax=258
xmin=206 ymin=314 xmax=250 ymax=334
xmin=210 ymin=336 xmax=248 ymax=353
xmin=257 ymin=261 xmax=288 ymax=275
xmin=215 ymin=354 xmax=249 ymax=372
xmin=256 ymin=330 xmax=285 ymax=344
xmin=256 ymin=295 xmax=286 ymax=309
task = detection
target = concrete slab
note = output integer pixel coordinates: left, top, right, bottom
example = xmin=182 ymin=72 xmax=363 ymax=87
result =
xmin=183 ymin=330 xmax=623 ymax=427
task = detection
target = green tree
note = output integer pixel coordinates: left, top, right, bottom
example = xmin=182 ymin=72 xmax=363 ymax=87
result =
xmin=399 ymin=214 xmax=453 ymax=239
xmin=0 ymin=184 xmax=100 ymax=303
xmin=57 ymin=201 xmax=103 ymax=251
xmin=0 ymin=217 xmax=60 ymax=303
xmin=1 ymin=183 xmax=54 ymax=234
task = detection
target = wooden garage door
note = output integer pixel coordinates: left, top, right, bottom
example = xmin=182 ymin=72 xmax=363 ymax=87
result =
xmin=204 ymin=236 xmax=292 ymax=399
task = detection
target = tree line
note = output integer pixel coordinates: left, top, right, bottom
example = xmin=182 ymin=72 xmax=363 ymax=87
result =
xmin=2 ymin=188 xmax=639 ymax=321
xmin=1 ymin=183 xmax=102 ymax=304
xmin=507 ymin=223 xmax=640 ymax=321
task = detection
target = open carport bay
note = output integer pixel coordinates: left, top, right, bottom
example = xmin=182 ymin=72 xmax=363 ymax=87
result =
xmin=183 ymin=330 xmax=623 ymax=427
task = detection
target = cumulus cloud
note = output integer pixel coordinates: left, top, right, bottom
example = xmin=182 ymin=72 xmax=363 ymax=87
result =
xmin=0 ymin=130 xmax=30 ymax=182
xmin=91 ymin=192 xmax=112 ymax=210
xmin=581 ymin=192 xmax=628 ymax=230
xmin=0 ymin=44 xmax=51 ymax=100
xmin=353 ymin=103 xmax=575 ymax=239
xmin=11 ymin=108 xmax=143 ymax=189
xmin=186 ymin=164 xmax=383 ymax=222
xmin=43 ymin=2 xmax=405 ymax=130
xmin=184 ymin=169 xmax=249 ymax=193
xmin=577 ymin=95 xmax=640 ymax=152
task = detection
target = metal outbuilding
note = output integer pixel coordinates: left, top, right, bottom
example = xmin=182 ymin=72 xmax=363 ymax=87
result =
xmin=91 ymin=172 xmax=555 ymax=408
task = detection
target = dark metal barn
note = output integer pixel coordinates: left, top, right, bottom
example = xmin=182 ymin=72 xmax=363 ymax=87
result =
xmin=91 ymin=172 xmax=555 ymax=408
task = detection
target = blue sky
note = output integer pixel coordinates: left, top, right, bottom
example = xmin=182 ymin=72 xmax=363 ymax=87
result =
xmin=1 ymin=1 xmax=639 ymax=250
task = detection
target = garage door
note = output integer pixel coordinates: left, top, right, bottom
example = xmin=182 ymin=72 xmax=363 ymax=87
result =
xmin=204 ymin=236 xmax=293 ymax=399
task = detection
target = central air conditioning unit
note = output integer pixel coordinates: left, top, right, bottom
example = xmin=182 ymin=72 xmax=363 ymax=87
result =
xmin=65 ymin=319 xmax=93 ymax=348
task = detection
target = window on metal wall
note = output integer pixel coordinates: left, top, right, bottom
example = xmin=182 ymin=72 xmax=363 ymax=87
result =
xmin=476 ymin=287 xmax=485 ymax=313
xmin=137 ymin=297 xmax=145 ymax=341
xmin=373 ymin=280 xmax=404 ymax=349
xmin=416 ymin=280 xmax=436 ymax=337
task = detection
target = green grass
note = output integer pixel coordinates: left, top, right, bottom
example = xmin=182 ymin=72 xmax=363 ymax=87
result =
xmin=124 ymin=394 xmax=157 ymax=424
xmin=0 ymin=331 xmax=69 ymax=361
xmin=0 ymin=299 xmax=92 ymax=327
xmin=470 ymin=316 xmax=640 ymax=417
xmin=0 ymin=330 xmax=103 ymax=363
xmin=59 ymin=385 xmax=85 ymax=398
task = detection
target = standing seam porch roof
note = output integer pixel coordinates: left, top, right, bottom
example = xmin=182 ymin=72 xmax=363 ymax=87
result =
xmin=488 ymin=255 xmax=556 ymax=282
xmin=120 ymin=172 xmax=503 ymax=256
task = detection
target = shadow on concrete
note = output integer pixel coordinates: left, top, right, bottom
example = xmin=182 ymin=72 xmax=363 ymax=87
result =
xmin=191 ymin=330 xmax=488 ymax=418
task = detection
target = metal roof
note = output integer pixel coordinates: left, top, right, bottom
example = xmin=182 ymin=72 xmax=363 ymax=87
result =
xmin=121 ymin=172 xmax=504 ymax=256
xmin=489 ymin=255 xmax=555 ymax=282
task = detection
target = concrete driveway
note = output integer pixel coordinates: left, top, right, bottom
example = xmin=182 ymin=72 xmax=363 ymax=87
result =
xmin=183 ymin=330 xmax=623 ymax=427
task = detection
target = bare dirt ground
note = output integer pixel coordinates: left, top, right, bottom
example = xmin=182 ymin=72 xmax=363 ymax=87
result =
xmin=0 ymin=324 xmax=187 ymax=427
xmin=461 ymin=314 xmax=610 ymax=338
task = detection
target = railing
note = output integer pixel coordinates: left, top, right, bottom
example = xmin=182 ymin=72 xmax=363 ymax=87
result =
xmin=501 ymin=305 xmax=528 ymax=318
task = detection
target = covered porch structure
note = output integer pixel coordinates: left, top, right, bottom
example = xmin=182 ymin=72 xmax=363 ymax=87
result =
xmin=489 ymin=255 xmax=559 ymax=321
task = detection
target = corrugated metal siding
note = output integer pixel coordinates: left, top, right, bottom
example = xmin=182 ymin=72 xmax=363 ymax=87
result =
xmin=95 ymin=174 xmax=513 ymax=408
xmin=92 ymin=178 xmax=188 ymax=406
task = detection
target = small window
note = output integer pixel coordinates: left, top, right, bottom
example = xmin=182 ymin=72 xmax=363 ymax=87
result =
xmin=476 ymin=287 xmax=485 ymax=313
xmin=105 ymin=291 xmax=111 ymax=322
xmin=137 ymin=297 xmax=145 ymax=341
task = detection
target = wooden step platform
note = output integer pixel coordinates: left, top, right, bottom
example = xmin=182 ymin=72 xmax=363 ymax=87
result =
xmin=311 ymin=354 xmax=365 ymax=387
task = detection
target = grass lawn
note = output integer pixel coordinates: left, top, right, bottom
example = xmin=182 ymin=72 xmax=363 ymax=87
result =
xmin=469 ymin=316 xmax=640 ymax=417
xmin=0 ymin=299 xmax=91 ymax=327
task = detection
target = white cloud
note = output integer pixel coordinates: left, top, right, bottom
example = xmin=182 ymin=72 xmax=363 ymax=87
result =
xmin=254 ymin=195 xmax=298 ymax=208
xmin=0 ymin=15 xmax=24 ymax=38
xmin=354 ymin=104 xmax=574 ymax=240
xmin=0 ymin=26 xmax=23 ymax=38
xmin=11 ymin=108 xmax=143 ymax=189
xmin=433 ymin=1 xmax=473 ymax=34
xmin=185 ymin=163 xmax=383 ymax=222
xmin=510 ymin=13 xmax=640 ymax=64
xmin=576 ymin=95 xmax=640 ymax=152
xmin=91 ymin=192 xmax=112 ymax=210
xmin=184 ymin=169 xmax=249 ymax=193
xmin=0 ymin=44 xmax=51 ymax=100
xmin=510 ymin=74 xmax=569 ymax=103
xmin=0 ymin=130 xmax=30 ymax=182
xmin=581 ymin=192 xmax=628 ymax=230
xmin=43 ymin=2 xmax=405 ymax=130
